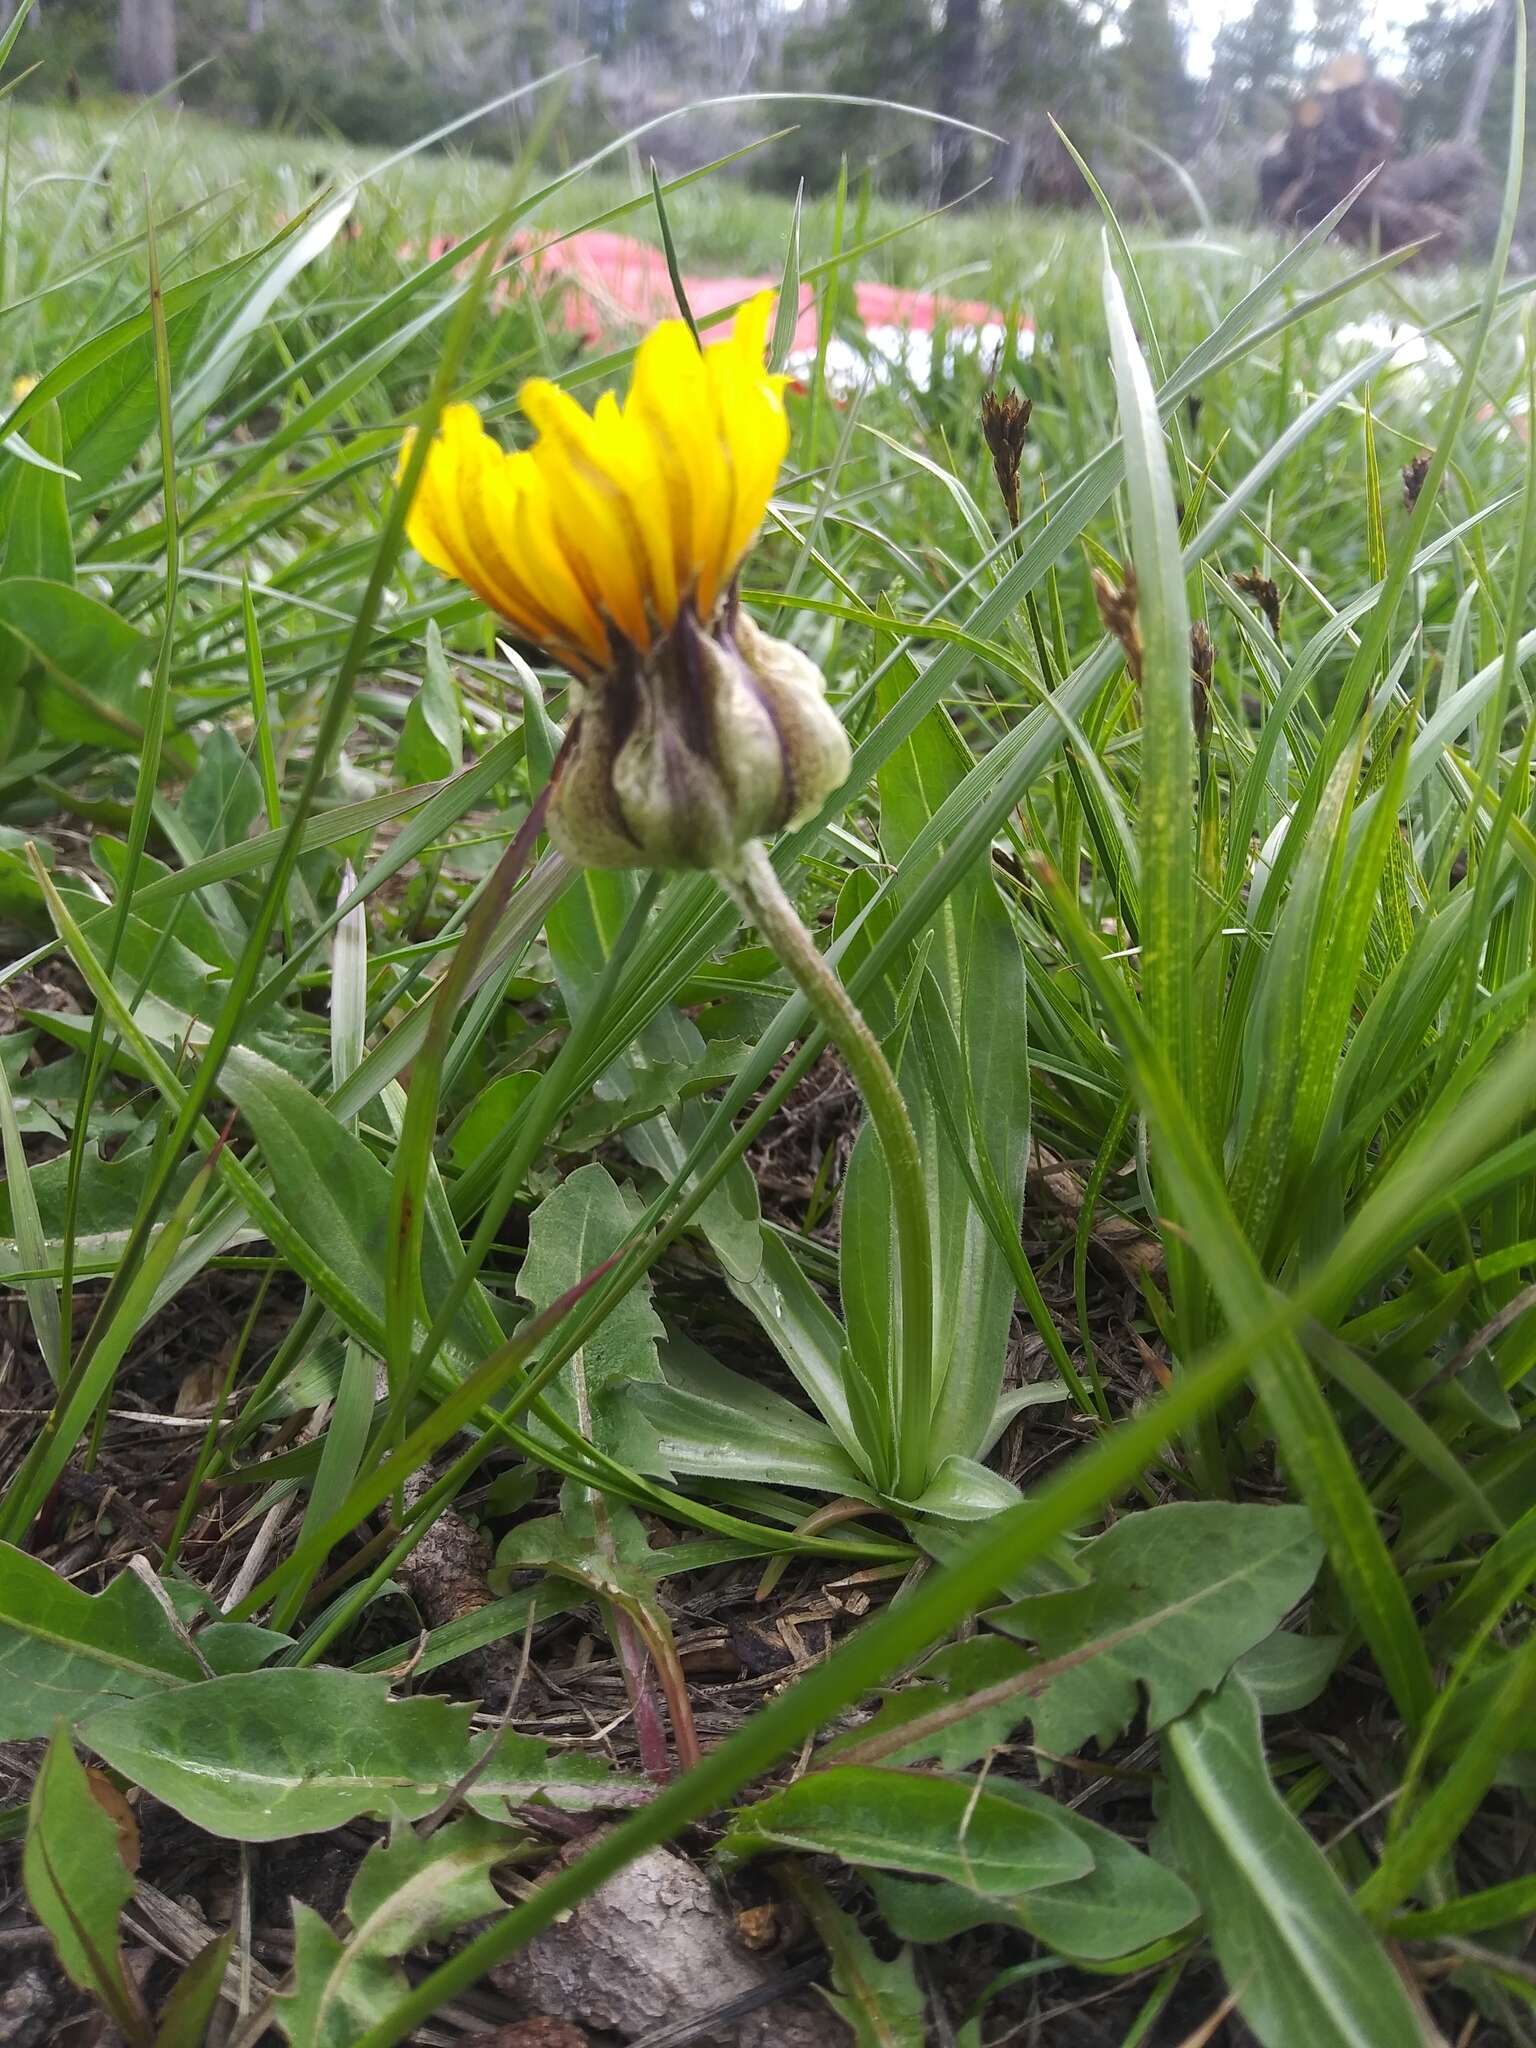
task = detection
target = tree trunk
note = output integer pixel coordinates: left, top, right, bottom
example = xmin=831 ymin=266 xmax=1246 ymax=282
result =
xmin=116 ymin=0 xmax=178 ymax=97
xmin=936 ymin=0 xmax=983 ymax=201
xmin=1458 ymin=0 xmax=1511 ymax=146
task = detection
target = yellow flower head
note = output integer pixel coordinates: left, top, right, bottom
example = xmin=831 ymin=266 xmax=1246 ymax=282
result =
xmin=402 ymin=291 xmax=791 ymax=674
xmin=399 ymin=292 xmax=850 ymax=875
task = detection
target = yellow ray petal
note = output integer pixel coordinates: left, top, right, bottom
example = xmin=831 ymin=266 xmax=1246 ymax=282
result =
xmin=625 ymin=317 xmax=731 ymax=613
xmin=403 ymin=407 xmax=525 ymax=618
xmin=469 ymin=447 xmax=609 ymax=669
xmin=446 ymin=420 xmax=568 ymax=644
xmin=706 ymin=292 xmax=791 ymax=596
xmin=401 ymin=405 xmax=606 ymax=669
xmin=504 ymin=455 xmax=612 ymax=669
xmin=732 ymin=289 xmax=775 ymax=375
xmin=519 ymin=377 xmax=652 ymax=648
xmin=591 ymin=388 xmax=679 ymax=627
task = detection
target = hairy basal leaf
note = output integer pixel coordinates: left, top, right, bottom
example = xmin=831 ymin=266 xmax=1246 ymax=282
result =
xmin=0 ymin=1545 xmax=201 ymax=1738
xmin=994 ymin=1502 xmax=1323 ymax=1752
xmin=82 ymin=1668 xmax=641 ymax=1840
xmin=1163 ymin=1677 xmax=1422 ymax=2048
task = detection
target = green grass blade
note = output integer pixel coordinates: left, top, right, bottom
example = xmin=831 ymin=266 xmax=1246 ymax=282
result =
xmin=0 ymin=1049 xmax=62 ymax=1383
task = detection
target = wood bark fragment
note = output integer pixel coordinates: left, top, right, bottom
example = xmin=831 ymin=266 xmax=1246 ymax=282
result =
xmin=490 ymin=1840 xmax=847 ymax=2046
xmin=1260 ymin=53 xmax=1486 ymax=260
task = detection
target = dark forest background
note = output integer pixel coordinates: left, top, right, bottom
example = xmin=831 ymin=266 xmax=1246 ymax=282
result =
xmin=0 ymin=0 xmax=1524 ymax=228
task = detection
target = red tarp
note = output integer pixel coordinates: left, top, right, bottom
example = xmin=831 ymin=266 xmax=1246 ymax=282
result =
xmin=405 ymin=227 xmax=1025 ymax=380
xmin=511 ymin=227 xmax=1013 ymax=357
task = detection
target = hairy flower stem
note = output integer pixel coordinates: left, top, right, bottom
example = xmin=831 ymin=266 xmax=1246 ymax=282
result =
xmin=728 ymin=839 xmax=933 ymax=1501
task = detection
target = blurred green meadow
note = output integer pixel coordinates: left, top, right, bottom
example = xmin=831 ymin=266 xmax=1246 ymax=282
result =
xmin=3 ymin=61 xmax=1536 ymax=2048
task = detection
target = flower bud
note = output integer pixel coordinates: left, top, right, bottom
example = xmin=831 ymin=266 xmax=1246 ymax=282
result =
xmin=546 ymin=600 xmax=851 ymax=876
